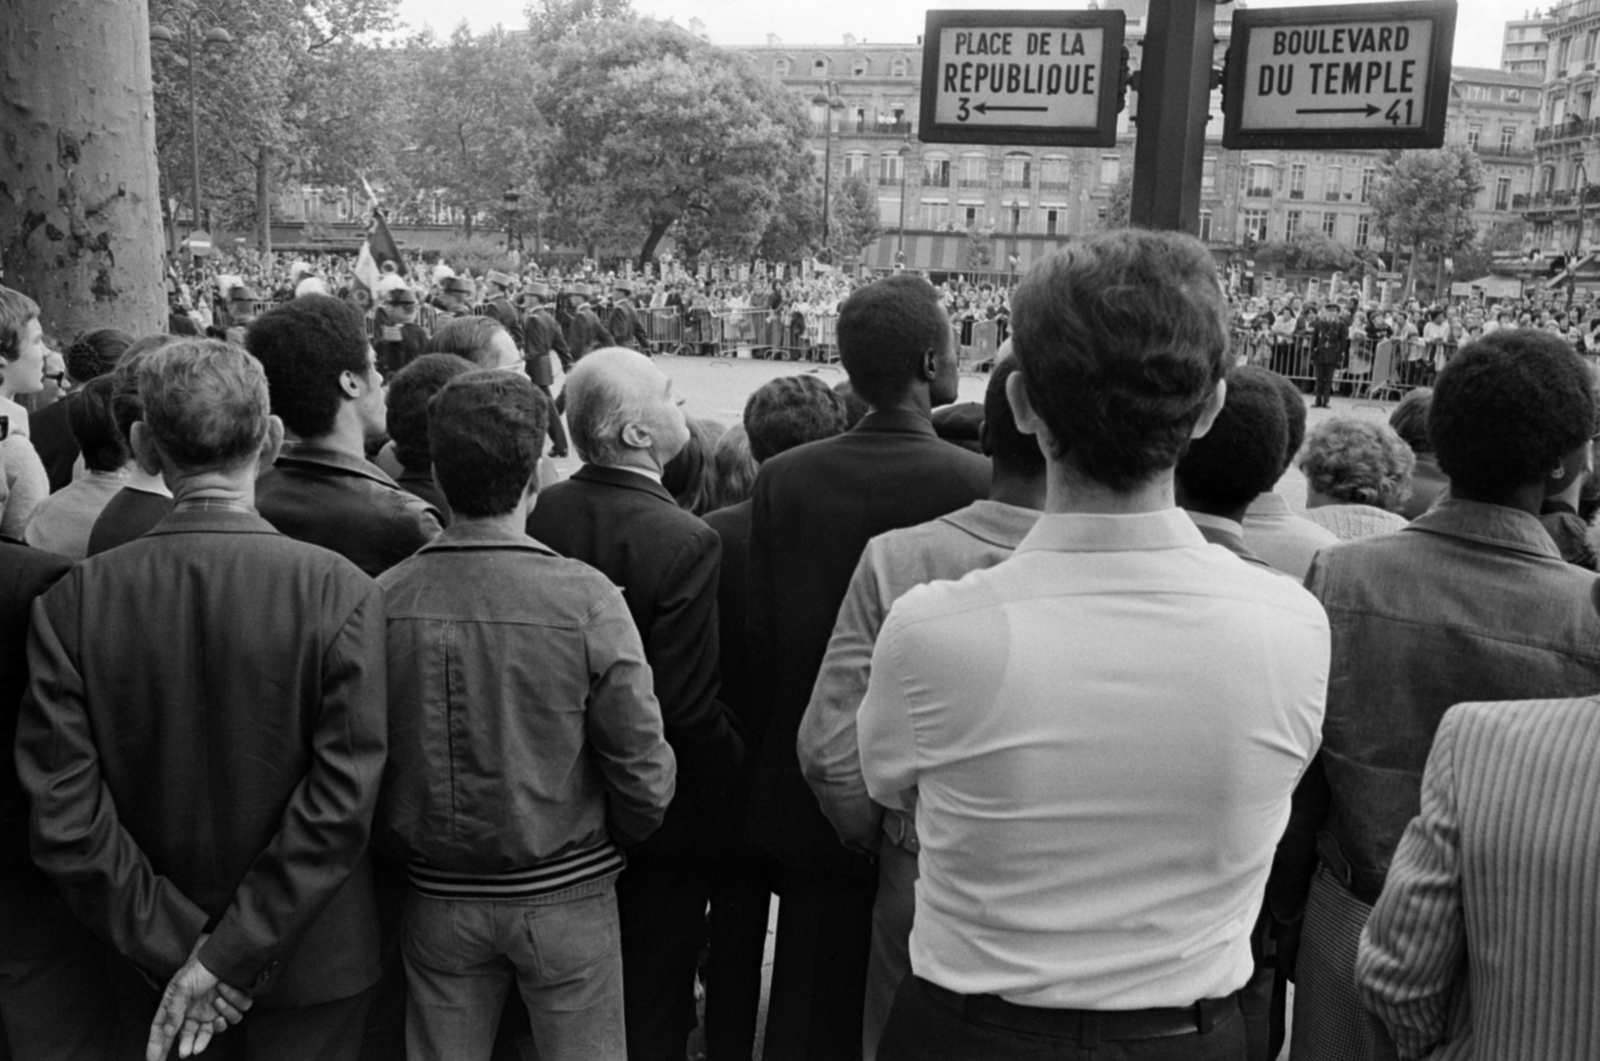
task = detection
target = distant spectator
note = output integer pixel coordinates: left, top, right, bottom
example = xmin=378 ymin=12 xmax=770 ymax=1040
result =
xmin=705 ymin=425 xmax=757 ymax=512
xmin=1300 ymin=417 xmax=1414 ymax=541
xmin=85 ymin=337 xmax=177 ymax=557
xmin=1388 ymin=388 xmax=1448 ymax=519
xmin=0 ymin=286 xmax=49 ymax=540
xmin=1241 ymin=372 xmax=1339 ymax=577
xmin=384 ymin=353 xmax=477 ymax=524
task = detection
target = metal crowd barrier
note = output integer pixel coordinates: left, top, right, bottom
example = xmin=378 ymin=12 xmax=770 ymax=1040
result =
xmin=960 ymin=320 xmax=1001 ymax=370
xmin=645 ymin=308 xmax=690 ymax=355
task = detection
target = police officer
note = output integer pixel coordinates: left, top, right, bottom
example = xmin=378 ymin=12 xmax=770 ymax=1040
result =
xmin=608 ymin=279 xmax=652 ymax=353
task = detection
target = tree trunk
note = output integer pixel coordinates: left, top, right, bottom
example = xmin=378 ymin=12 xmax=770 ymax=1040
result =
xmin=255 ymin=146 xmax=272 ymax=255
xmin=1403 ymin=242 xmax=1419 ymax=300
xmin=639 ymin=219 xmax=672 ymax=270
xmin=1 ymin=0 xmax=166 ymax=339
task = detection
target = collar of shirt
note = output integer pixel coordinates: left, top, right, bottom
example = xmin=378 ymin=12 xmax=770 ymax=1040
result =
xmin=277 ymin=441 xmax=403 ymax=489
xmin=1186 ymin=510 xmax=1246 ymax=538
xmin=1245 ymin=491 xmax=1296 ymax=520
xmin=855 ymin=408 xmax=938 ymax=438
xmin=603 ymin=463 xmax=663 ymax=485
xmin=1408 ymin=497 xmax=1563 ymax=560
xmin=1015 ymin=507 xmax=1207 ymax=555
xmin=420 ymin=525 xmax=561 ymax=557
xmin=943 ymin=500 xmax=1042 ymax=549
xmin=173 ymin=496 xmax=255 ymax=515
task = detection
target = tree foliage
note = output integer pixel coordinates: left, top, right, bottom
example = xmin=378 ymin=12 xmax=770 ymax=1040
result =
xmin=828 ymin=175 xmax=883 ymax=263
xmin=535 ymin=19 xmax=816 ymax=266
xmin=1369 ymin=145 xmax=1485 ymax=291
xmin=1101 ymin=171 xmax=1133 ymax=230
xmin=1253 ymin=229 xmax=1360 ymax=273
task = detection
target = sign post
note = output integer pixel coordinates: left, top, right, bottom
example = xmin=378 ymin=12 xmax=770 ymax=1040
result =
xmin=919 ymin=10 xmax=1125 ymax=147
xmin=1223 ymin=1 xmax=1456 ymax=150
xmin=1128 ymin=0 xmax=1219 ymax=232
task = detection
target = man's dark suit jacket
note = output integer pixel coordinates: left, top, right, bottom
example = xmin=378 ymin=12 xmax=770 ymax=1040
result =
xmin=608 ymin=301 xmax=652 ymax=352
xmin=526 ymin=465 xmax=743 ymax=781
xmin=0 ymin=541 xmax=72 ymax=957
xmin=256 ymin=441 xmax=442 ymax=577
xmin=703 ymin=501 xmax=755 ymax=748
xmin=28 ymin=400 xmax=77 ymax=494
xmin=746 ymin=409 xmax=989 ymax=876
xmin=523 ymin=309 xmax=573 ymax=383
xmin=566 ymin=308 xmax=616 ymax=361
xmin=14 ymin=508 xmax=387 ymax=1006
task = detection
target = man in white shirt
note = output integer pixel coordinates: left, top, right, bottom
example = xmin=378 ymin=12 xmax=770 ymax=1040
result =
xmin=857 ymin=229 xmax=1330 ymax=1061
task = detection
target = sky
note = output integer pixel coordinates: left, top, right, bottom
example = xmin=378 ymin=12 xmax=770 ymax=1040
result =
xmin=395 ymin=0 xmax=1512 ymax=69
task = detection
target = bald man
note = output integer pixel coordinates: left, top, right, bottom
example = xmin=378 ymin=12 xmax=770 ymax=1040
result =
xmin=525 ymin=349 xmax=743 ymax=1061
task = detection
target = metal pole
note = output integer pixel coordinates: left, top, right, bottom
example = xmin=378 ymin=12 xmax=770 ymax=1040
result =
xmin=897 ymin=145 xmax=909 ymax=263
xmin=1570 ymin=162 xmax=1587 ymax=313
xmin=1128 ymin=0 xmax=1216 ymax=232
xmin=820 ymin=89 xmax=835 ymax=255
xmin=188 ymin=18 xmax=201 ymax=244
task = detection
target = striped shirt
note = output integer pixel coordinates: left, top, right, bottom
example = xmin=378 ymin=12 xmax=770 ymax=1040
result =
xmin=408 ymin=841 xmax=625 ymax=902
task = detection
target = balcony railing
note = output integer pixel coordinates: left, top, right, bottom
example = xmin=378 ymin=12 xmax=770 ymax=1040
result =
xmin=923 ymin=174 xmax=951 ymax=188
xmin=1535 ymin=116 xmax=1600 ymax=142
xmin=1514 ymin=192 xmax=1531 ymax=209
xmin=1038 ymin=179 xmax=1071 ymax=193
xmin=877 ymin=175 xmax=903 ymax=187
xmin=958 ymin=177 xmax=989 ymax=189
xmin=1002 ymin=177 xmax=1031 ymax=189
xmin=1246 ymin=187 xmax=1274 ymax=198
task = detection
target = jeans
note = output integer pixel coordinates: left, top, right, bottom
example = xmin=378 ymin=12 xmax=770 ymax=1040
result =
xmin=403 ymin=877 xmax=625 ymax=1061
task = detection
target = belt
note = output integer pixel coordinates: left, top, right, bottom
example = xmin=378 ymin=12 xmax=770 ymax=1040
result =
xmin=916 ymin=978 xmax=1238 ymax=1045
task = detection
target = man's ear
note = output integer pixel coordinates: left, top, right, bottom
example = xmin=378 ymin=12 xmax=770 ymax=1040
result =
xmin=619 ymin=421 xmax=652 ymax=452
xmin=1005 ymin=368 xmax=1054 ymax=464
xmin=130 ymin=422 xmax=164 ymax=477
xmin=258 ymin=415 xmax=285 ymax=470
xmin=338 ymin=368 xmax=363 ymax=400
xmin=1189 ymin=379 xmax=1228 ymax=441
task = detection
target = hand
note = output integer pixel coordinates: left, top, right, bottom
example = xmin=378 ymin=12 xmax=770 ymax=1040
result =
xmin=146 ymin=934 xmax=252 ymax=1061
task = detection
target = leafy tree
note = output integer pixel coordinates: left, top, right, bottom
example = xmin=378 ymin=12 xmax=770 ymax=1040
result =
xmin=525 ymin=0 xmax=635 ymax=43
xmin=1101 ymin=171 xmax=1133 ymax=230
xmin=755 ymin=156 xmax=822 ymax=263
xmin=1254 ymin=229 xmax=1359 ymax=273
xmin=536 ymin=19 xmax=815 ymax=267
xmin=1369 ymin=145 xmax=1485 ymax=295
xmin=827 ymin=175 xmax=883 ymax=263
xmin=1451 ymin=219 xmax=1528 ymax=280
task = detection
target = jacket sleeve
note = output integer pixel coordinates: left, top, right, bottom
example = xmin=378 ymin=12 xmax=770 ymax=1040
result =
xmin=196 ymin=583 xmax=389 ymax=990
xmin=16 ymin=582 xmax=210 ymax=978
xmin=857 ymin=606 xmax=919 ymax=813
xmin=1356 ymin=707 xmax=1468 ymax=1060
xmin=797 ymin=546 xmax=888 ymax=851
xmin=583 ymin=589 xmax=677 ymax=845
xmin=646 ymin=524 xmax=743 ymax=779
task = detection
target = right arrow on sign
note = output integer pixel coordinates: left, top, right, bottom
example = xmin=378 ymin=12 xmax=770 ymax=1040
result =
xmin=1295 ymin=104 xmax=1381 ymax=117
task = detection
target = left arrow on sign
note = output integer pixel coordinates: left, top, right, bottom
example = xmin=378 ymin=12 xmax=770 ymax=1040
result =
xmin=974 ymin=102 xmax=1049 ymax=115
xmin=1295 ymin=103 xmax=1381 ymax=117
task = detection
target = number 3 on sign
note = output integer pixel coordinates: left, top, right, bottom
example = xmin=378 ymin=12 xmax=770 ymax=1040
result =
xmin=957 ymin=97 xmax=971 ymax=122
xmin=1385 ymin=99 xmax=1415 ymax=126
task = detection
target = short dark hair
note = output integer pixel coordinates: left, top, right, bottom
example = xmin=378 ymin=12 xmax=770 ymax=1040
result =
xmin=1388 ymin=387 xmax=1433 ymax=454
xmin=387 ymin=354 xmax=477 ymax=471
xmin=427 ymin=316 xmax=508 ymax=367
xmin=1263 ymin=361 xmax=1308 ymax=475
xmin=64 ymin=329 xmax=134 ymax=384
xmin=244 ymin=294 xmax=370 ymax=438
xmin=137 ymin=339 xmax=271 ymax=472
xmin=1010 ymin=230 xmax=1229 ymax=491
xmin=429 ymin=370 xmax=546 ymax=518
xmin=1176 ymin=366 xmax=1289 ymax=511
xmin=1430 ymin=330 xmax=1595 ymax=499
xmin=984 ymin=358 xmax=1045 ymax=477
xmin=67 ymin=375 xmax=130 ymax=473
xmin=0 ymin=286 xmax=39 ymax=363
xmin=110 ymin=336 xmax=177 ymax=443
xmin=837 ymin=274 xmax=947 ymax=408
xmin=743 ymin=375 xmax=853 ymax=463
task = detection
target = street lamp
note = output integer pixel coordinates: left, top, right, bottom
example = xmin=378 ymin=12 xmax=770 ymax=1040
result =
xmin=1009 ymin=198 xmax=1021 ymax=285
xmin=1569 ymin=159 xmax=1591 ymax=312
xmin=897 ymin=142 xmax=912 ymax=269
xmin=503 ymin=188 xmax=522 ymax=258
xmin=150 ymin=9 xmax=233 ymax=255
xmin=812 ymin=81 xmax=845 ymax=263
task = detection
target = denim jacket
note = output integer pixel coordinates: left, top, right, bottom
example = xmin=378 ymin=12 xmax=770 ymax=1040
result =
xmin=1273 ymin=500 xmax=1600 ymax=911
xmin=376 ymin=530 xmax=676 ymax=873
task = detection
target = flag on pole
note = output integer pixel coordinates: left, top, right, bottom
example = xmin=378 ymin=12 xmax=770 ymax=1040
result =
xmin=352 ymin=174 xmax=406 ymax=301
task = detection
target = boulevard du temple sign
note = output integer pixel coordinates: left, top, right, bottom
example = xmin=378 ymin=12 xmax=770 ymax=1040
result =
xmin=1222 ymin=0 xmax=1457 ymax=150
xmin=919 ymin=9 xmax=1126 ymax=147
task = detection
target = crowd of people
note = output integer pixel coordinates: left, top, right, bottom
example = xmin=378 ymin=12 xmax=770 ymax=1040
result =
xmin=4 ymin=226 xmax=1600 ymax=1061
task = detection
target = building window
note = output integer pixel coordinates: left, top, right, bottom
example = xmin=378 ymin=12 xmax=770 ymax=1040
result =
xmin=1359 ymin=167 xmax=1376 ymax=203
xmin=774 ymin=58 xmax=790 ymax=76
xmin=1203 ymin=155 xmax=1217 ymax=191
xmin=1247 ymin=162 xmax=1275 ymax=198
xmin=1009 ymin=203 xmax=1023 ymax=233
xmin=1199 ymin=209 xmax=1213 ymax=242
xmin=1046 ymin=208 xmax=1061 ymax=236
xmin=921 ymin=200 xmax=949 ymax=229
xmin=813 ymin=57 xmax=829 ymax=76
xmin=1289 ymin=162 xmax=1307 ymax=200
xmin=1100 ymin=154 xmax=1121 ymax=185
xmin=1495 ymin=176 xmax=1511 ymax=210
xmin=1466 ymin=125 xmax=1482 ymax=150
xmin=879 ymin=151 xmax=904 ymax=186
xmin=1325 ymin=165 xmax=1343 ymax=201
xmin=1500 ymin=126 xmax=1516 ymax=155
xmin=923 ymin=155 xmax=950 ymax=188
xmin=1322 ymin=212 xmax=1338 ymax=239
xmin=891 ymin=56 xmax=908 ymax=77
xmin=1040 ymin=156 xmax=1071 ymax=192
xmin=844 ymin=151 xmax=869 ymax=179
xmin=1355 ymin=215 xmax=1370 ymax=247
xmin=1002 ymin=153 xmax=1032 ymax=189
xmin=1242 ymin=209 xmax=1269 ymax=242
xmin=959 ymin=153 xmax=988 ymax=189
xmin=1506 ymin=89 xmax=1521 ymax=103
xmin=852 ymin=59 xmax=868 ymax=77
xmin=1285 ymin=210 xmax=1303 ymax=239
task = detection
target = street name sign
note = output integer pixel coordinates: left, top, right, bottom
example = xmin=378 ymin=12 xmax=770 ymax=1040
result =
xmin=919 ymin=9 xmax=1126 ymax=147
xmin=1222 ymin=1 xmax=1456 ymax=150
